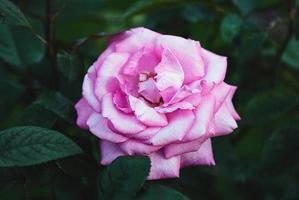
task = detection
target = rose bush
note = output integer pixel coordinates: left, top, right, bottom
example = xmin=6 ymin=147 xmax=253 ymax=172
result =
xmin=75 ymin=27 xmax=240 ymax=180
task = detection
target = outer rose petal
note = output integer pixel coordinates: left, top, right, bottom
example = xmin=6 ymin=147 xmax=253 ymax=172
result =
xmin=184 ymin=95 xmax=216 ymax=141
xmin=210 ymin=82 xmax=233 ymax=111
xmin=100 ymin=140 xmax=125 ymax=165
xmin=128 ymin=95 xmax=168 ymax=126
xmin=75 ymin=98 xmax=93 ymax=129
xmin=148 ymin=110 xmax=195 ymax=146
xmin=148 ymin=151 xmax=181 ymax=180
xmin=209 ymin=103 xmax=238 ymax=136
xmin=114 ymin=27 xmax=159 ymax=53
xmin=132 ymin=127 xmax=161 ymax=140
xmin=102 ymin=93 xmax=146 ymax=134
xmin=82 ymin=65 xmax=100 ymax=112
xmin=97 ymin=52 xmax=130 ymax=77
xmin=225 ymin=86 xmax=241 ymax=120
xmin=155 ymin=35 xmax=205 ymax=83
xmin=201 ymin=48 xmax=227 ymax=84
xmin=164 ymin=140 xmax=203 ymax=159
xmin=181 ymin=139 xmax=215 ymax=167
xmin=87 ymin=112 xmax=127 ymax=143
xmin=94 ymin=76 xmax=119 ymax=100
xmin=119 ymin=139 xmax=161 ymax=155
xmin=155 ymin=48 xmax=184 ymax=91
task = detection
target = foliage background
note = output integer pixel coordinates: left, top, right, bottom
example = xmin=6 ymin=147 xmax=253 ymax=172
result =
xmin=0 ymin=0 xmax=299 ymax=199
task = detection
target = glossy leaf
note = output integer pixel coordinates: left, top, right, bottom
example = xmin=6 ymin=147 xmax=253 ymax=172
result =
xmin=0 ymin=126 xmax=83 ymax=167
xmin=98 ymin=156 xmax=150 ymax=200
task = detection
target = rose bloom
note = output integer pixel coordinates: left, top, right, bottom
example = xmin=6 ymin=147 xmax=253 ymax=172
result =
xmin=75 ymin=27 xmax=240 ymax=180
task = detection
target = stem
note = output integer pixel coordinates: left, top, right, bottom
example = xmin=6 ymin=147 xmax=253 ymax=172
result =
xmin=46 ymin=0 xmax=57 ymax=88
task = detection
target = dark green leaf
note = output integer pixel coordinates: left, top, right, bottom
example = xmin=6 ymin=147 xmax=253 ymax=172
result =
xmin=57 ymin=51 xmax=81 ymax=82
xmin=138 ymin=185 xmax=189 ymax=200
xmin=0 ymin=24 xmax=45 ymax=68
xmin=98 ymin=156 xmax=150 ymax=200
xmin=233 ymin=0 xmax=259 ymax=15
xmin=0 ymin=0 xmax=30 ymax=26
xmin=220 ymin=14 xmax=242 ymax=43
xmin=282 ymin=37 xmax=299 ymax=70
xmin=0 ymin=126 xmax=83 ymax=167
xmin=244 ymin=87 xmax=299 ymax=124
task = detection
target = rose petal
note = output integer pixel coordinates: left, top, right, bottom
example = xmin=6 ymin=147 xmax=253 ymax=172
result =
xmin=155 ymin=48 xmax=184 ymax=91
xmin=164 ymin=140 xmax=203 ymax=159
xmin=225 ymin=86 xmax=241 ymax=120
xmin=113 ymin=90 xmax=132 ymax=113
xmin=114 ymin=27 xmax=159 ymax=53
xmin=102 ymin=93 xmax=146 ymax=134
xmin=181 ymin=139 xmax=215 ymax=167
xmin=138 ymin=78 xmax=161 ymax=103
xmin=210 ymin=82 xmax=232 ymax=111
xmin=100 ymin=140 xmax=125 ymax=165
xmin=97 ymin=52 xmax=130 ymax=77
xmin=155 ymin=35 xmax=205 ymax=83
xmin=87 ymin=112 xmax=128 ymax=143
xmin=148 ymin=110 xmax=195 ymax=146
xmin=201 ymin=48 xmax=227 ymax=84
xmin=119 ymin=139 xmax=161 ymax=155
xmin=82 ymin=65 xmax=100 ymax=112
xmin=132 ymin=127 xmax=161 ymax=140
xmin=209 ymin=103 xmax=238 ymax=136
xmin=75 ymin=98 xmax=93 ymax=129
xmin=148 ymin=151 xmax=181 ymax=180
xmin=129 ymin=95 xmax=168 ymax=126
xmin=184 ymin=95 xmax=216 ymax=141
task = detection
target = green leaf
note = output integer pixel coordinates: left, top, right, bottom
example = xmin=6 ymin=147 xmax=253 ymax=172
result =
xmin=98 ymin=156 xmax=151 ymax=200
xmin=261 ymin=115 xmax=299 ymax=175
xmin=244 ymin=87 xmax=299 ymax=124
xmin=57 ymin=51 xmax=81 ymax=82
xmin=0 ymin=126 xmax=83 ymax=167
xmin=282 ymin=37 xmax=299 ymax=70
xmin=138 ymin=185 xmax=189 ymax=200
xmin=220 ymin=14 xmax=242 ymax=43
xmin=0 ymin=0 xmax=30 ymax=26
xmin=0 ymin=24 xmax=45 ymax=68
xmin=233 ymin=0 xmax=259 ymax=15
xmin=34 ymin=92 xmax=75 ymax=123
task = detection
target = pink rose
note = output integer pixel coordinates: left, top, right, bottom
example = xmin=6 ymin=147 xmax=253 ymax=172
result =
xmin=75 ymin=27 xmax=240 ymax=180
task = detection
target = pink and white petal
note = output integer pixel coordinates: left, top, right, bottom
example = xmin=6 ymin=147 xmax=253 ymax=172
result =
xmin=164 ymin=140 xmax=203 ymax=159
xmin=138 ymin=78 xmax=161 ymax=103
xmin=181 ymin=139 xmax=215 ymax=167
xmin=209 ymin=103 xmax=238 ymax=137
xmin=87 ymin=112 xmax=128 ymax=143
xmin=155 ymin=102 xmax=194 ymax=113
xmin=129 ymin=95 xmax=168 ymax=126
xmin=97 ymin=52 xmax=130 ymax=77
xmin=184 ymin=95 xmax=216 ymax=141
xmin=132 ymin=127 xmax=161 ymax=140
xmin=82 ymin=68 xmax=100 ymax=112
xmin=115 ymin=27 xmax=159 ymax=53
xmin=92 ymin=45 xmax=115 ymax=71
xmin=119 ymin=139 xmax=161 ymax=155
xmin=225 ymin=86 xmax=241 ymax=120
xmin=113 ymin=90 xmax=132 ymax=113
xmin=210 ymin=82 xmax=233 ymax=111
xmin=148 ymin=110 xmax=195 ymax=146
xmin=123 ymin=48 xmax=159 ymax=75
xmin=148 ymin=151 xmax=181 ymax=180
xmin=155 ymin=48 xmax=184 ymax=91
xmin=155 ymin=35 xmax=205 ymax=83
xmin=75 ymin=98 xmax=93 ymax=129
xmin=94 ymin=76 xmax=119 ymax=100
xmin=102 ymin=93 xmax=146 ymax=134
xmin=100 ymin=140 xmax=125 ymax=165
xmin=201 ymin=48 xmax=227 ymax=84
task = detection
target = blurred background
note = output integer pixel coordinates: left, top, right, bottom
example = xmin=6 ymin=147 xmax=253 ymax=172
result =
xmin=0 ymin=0 xmax=299 ymax=199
